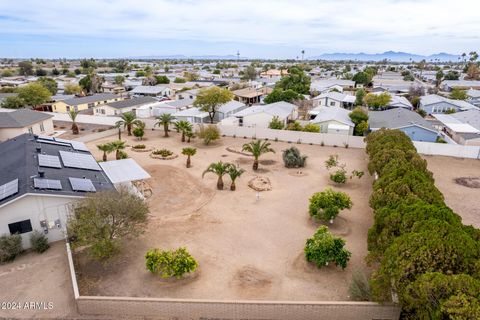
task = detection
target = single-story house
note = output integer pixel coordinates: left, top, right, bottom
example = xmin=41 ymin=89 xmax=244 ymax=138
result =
xmin=385 ymin=94 xmax=413 ymax=110
xmin=50 ymin=93 xmax=122 ymax=113
xmin=310 ymin=79 xmax=355 ymax=94
xmin=0 ymin=109 xmax=54 ymax=141
xmin=175 ymin=89 xmax=199 ymax=100
xmin=312 ymin=92 xmax=355 ymax=109
xmin=130 ymin=85 xmax=172 ymax=98
xmin=467 ymin=89 xmax=480 ymax=107
xmin=172 ymin=108 xmax=210 ymax=124
xmin=232 ymin=87 xmax=272 ymax=105
xmin=233 ymin=101 xmax=298 ymax=128
xmin=94 ymin=96 xmax=159 ymax=116
xmin=442 ymin=80 xmax=480 ymax=91
xmin=102 ymin=83 xmax=126 ymax=94
xmin=0 ymin=134 xmax=149 ymax=249
xmin=432 ymin=112 xmax=480 ymax=145
xmin=369 ymin=108 xmax=439 ymax=142
xmin=259 ymin=69 xmax=289 ymax=78
xmin=215 ymin=101 xmax=247 ymax=122
xmin=309 ymin=106 xmax=354 ymax=135
xmin=419 ymin=94 xmax=478 ymax=114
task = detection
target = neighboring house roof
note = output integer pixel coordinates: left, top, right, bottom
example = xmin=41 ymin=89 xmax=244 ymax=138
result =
xmin=232 ymin=87 xmax=271 ymax=98
xmin=432 ymin=114 xmax=480 ymax=133
xmin=451 ymin=109 xmax=480 ymax=130
xmin=467 ymin=89 xmax=480 ymax=98
xmin=314 ymin=91 xmax=355 ymax=104
xmin=420 ymin=94 xmax=478 ymax=111
xmin=0 ymin=109 xmax=53 ymax=128
xmin=103 ymin=96 xmax=158 ymax=109
xmin=173 ymin=107 xmax=209 ymax=118
xmin=443 ymin=80 xmax=480 ymax=88
xmin=131 ymin=85 xmax=169 ymax=95
xmin=234 ymin=101 xmax=296 ymax=119
xmin=310 ymin=79 xmax=355 ymax=90
xmin=369 ymin=108 xmax=437 ymax=132
xmin=387 ymin=95 xmax=413 ymax=109
xmin=310 ymin=106 xmax=354 ymax=127
xmin=164 ymin=98 xmax=195 ymax=109
xmin=218 ymin=101 xmax=246 ymax=114
xmin=63 ymin=93 xmax=119 ymax=106
xmin=0 ymin=134 xmax=115 ymax=207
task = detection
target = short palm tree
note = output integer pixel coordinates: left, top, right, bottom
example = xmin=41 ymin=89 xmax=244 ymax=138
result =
xmin=185 ymin=130 xmax=195 ymax=143
xmin=155 ymin=113 xmax=175 ymax=137
xmin=242 ymin=140 xmax=275 ymax=170
xmin=115 ymin=112 xmax=141 ymax=136
xmin=68 ymin=109 xmax=79 ymax=134
xmin=202 ymin=161 xmax=233 ymax=190
xmin=175 ymin=120 xmax=193 ymax=142
xmin=181 ymin=147 xmax=197 ymax=168
xmin=109 ymin=140 xmax=126 ymax=160
xmin=97 ymin=143 xmax=114 ymax=162
xmin=227 ymin=166 xmax=245 ymax=191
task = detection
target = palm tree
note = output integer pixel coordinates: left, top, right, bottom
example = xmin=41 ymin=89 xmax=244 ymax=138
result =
xmin=155 ymin=113 xmax=175 ymax=137
xmin=181 ymin=147 xmax=197 ymax=168
xmin=175 ymin=120 xmax=193 ymax=142
xmin=227 ymin=166 xmax=245 ymax=191
xmin=115 ymin=112 xmax=141 ymax=136
xmin=242 ymin=140 xmax=275 ymax=171
xmin=301 ymin=49 xmax=305 ymax=61
xmin=109 ymin=140 xmax=126 ymax=160
xmin=68 ymin=110 xmax=79 ymax=134
xmin=202 ymin=161 xmax=233 ymax=190
xmin=97 ymin=143 xmax=114 ymax=162
xmin=185 ymin=130 xmax=195 ymax=143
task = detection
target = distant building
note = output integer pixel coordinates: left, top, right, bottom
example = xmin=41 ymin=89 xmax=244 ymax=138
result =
xmin=232 ymin=101 xmax=298 ymax=128
xmin=309 ymin=106 xmax=354 ymax=135
xmin=467 ymin=89 xmax=480 ymax=106
xmin=130 ymin=85 xmax=172 ymax=98
xmin=442 ymin=80 xmax=480 ymax=91
xmin=419 ymin=94 xmax=478 ymax=114
xmin=312 ymin=91 xmax=355 ymax=109
xmin=50 ymin=93 xmax=122 ymax=113
xmin=432 ymin=110 xmax=480 ymax=145
xmin=94 ymin=96 xmax=159 ymax=116
xmin=369 ymin=108 xmax=439 ymax=142
xmin=232 ymin=87 xmax=272 ymax=105
xmin=0 ymin=109 xmax=54 ymax=141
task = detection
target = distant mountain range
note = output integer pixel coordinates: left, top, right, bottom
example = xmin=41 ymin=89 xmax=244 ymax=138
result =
xmin=308 ymin=51 xmax=461 ymax=62
xmin=129 ymin=55 xmax=245 ymax=60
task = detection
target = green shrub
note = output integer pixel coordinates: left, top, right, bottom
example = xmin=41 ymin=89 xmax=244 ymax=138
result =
xmin=304 ymin=226 xmax=351 ymax=269
xmin=30 ymin=231 xmax=49 ymax=253
xmin=197 ymin=125 xmax=220 ymax=145
xmin=309 ymin=188 xmax=352 ymax=222
xmin=330 ymin=169 xmax=347 ymax=184
xmin=132 ymin=127 xmax=144 ymax=139
xmin=349 ymin=270 xmax=372 ymax=301
xmin=282 ymin=147 xmax=307 ymax=168
xmin=117 ymin=150 xmax=128 ymax=159
xmin=286 ymin=121 xmax=303 ymax=131
xmin=152 ymin=149 xmax=173 ymax=157
xmin=132 ymin=144 xmax=146 ymax=149
xmin=0 ymin=234 xmax=23 ymax=263
xmin=268 ymin=116 xmax=284 ymax=130
xmin=303 ymin=123 xmax=320 ymax=133
xmin=90 ymin=238 xmax=119 ymax=260
xmin=145 ymin=247 xmax=198 ymax=278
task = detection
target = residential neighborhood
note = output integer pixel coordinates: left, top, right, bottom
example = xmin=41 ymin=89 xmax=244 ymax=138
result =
xmin=0 ymin=1 xmax=479 ymax=320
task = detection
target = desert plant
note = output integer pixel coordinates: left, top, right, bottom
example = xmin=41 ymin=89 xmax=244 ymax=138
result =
xmin=97 ymin=143 xmax=114 ymax=162
xmin=0 ymin=234 xmax=23 ymax=263
xmin=145 ymin=247 xmax=198 ymax=278
xmin=242 ymin=140 xmax=275 ymax=170
xmin=108 ymin=140 xmax=126 ymax=160
xmin=175 ymin=120 xmax=193 ymax=142
xmin=132 ymin=144 xmax=146 ymax=149
xmin=30 ymin=231 xmax=50 ymax=253
xmin=181 ymin=147 xmax=197 ymax=168
xmin=303 ymin=123 xmax=320 ymax=133
xmin=330 ymin=169 xmax=347 ymax=184
xmin=155 ymin=113 xmax=175 ymax=137
xmin=282 ymin=147 xmax=307 ymax=168
xmin=132 ymin=126 xmax=145 ymax=140
xmin=185 ymin=130 xmax=195 ymax=143
xmin=286 ymin=121 xmax=303 ymax=131
xmin=152 ymin=149 xmax=173 ymax=157
xmin=268 ymin=116 xmax=284 ymax=129
xmin=309 ymin=188 xmax=353 ymax=223
xmin=227 ymin=166 xmax=245 ymax=191
xmin=325 ymin=154 xmax=340 ymax=169
xmin=115 ymin=112 xmax=142 ymax=136
xmin=68 ymin=109 xmax=79 ymax=135
xmin=349 ymin=270 xmax=372 ymax=301
xmin=325 ymin=154 xmax=364 ymax=184
xmin=304 ymin=226 xmax=351 ymax=269
xmin=202 ymin=161 xmax=233 ymax=190
xmin=197 ymin=125 xmax=220 ymax=145
xmin=117 ymin=150 xmax=128 ymax=159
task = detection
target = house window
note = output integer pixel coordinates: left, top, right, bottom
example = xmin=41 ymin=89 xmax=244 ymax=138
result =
xmin=330 ymin=101 xmax=335 ymax=106
xmin=66 ymin=106 xmax=70 ymax=112
xmin=40 ymin=123 xmax=45 ymax=132
xmin=8 ymin=219 xmax=33 ymax=235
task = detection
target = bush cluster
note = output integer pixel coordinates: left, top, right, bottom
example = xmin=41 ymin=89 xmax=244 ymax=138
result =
xmin=0 ymin=234 xmax=23 ymax=263
xmin=304 ymin=226 xmax=351 ymax=269
xmin=282 ymin=147 xmax=307 ymax=168
xmin=365 ymin=129 xmax=480 ymax=318
xmin=30 ymin=231 xmax=49 ymax=253
xmin=145 ymin=247 xmax=198 ymax=278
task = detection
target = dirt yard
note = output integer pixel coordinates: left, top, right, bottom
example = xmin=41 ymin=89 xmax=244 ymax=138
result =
xmin=425 ymin=155 xmax=480 ymax=228
xmin=76 ymin=129 xmax=374 ymax=301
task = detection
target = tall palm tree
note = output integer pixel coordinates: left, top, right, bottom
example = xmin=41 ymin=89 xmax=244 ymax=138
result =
xmin=227 ymin=166 xmax=245 ymax=191
xmin=97 ymin=143 xmax=114 ymax=162
xmin=202 ymin=161 xmax=233 ymax=190
xmin=109 ymin=140 xmax=126 ymax=160
xmin=301 ymin=49 xmax=305 ymax=61
xmin=242 ymin=140 xmax=275 ymax=171
xmin=175 ymin=120 xmax=193 ymax=142
xmin=181 ymin=147 xmax=197 ymax=168
xmin=68 ymin=109 xmax=79 ymax=134
xmin=155 ymin=113 xmax=175 ymax=137
xmin=115 ymin=112 xmax=141 ymax=136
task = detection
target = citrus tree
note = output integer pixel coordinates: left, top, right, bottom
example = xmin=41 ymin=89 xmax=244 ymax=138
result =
xmin=309 ymin=188 xmax=352 ymax=223
xmin=304 ymin=226 xmax=351 ymax=269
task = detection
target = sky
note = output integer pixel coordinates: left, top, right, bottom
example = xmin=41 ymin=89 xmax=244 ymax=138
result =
xmin=0 ymin=0 xmax=479 ymax=59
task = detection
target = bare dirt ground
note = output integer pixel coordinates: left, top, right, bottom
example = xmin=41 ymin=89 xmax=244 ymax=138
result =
xmin=54 ymin=121 xmax=113 ymax=140
xmin=77 ymin=130 xmax=375 ymax=301
xmin=0 ymin=242 xmax=77 ymax=319
xmin=424 ymin=155 xmax=480 ymax=228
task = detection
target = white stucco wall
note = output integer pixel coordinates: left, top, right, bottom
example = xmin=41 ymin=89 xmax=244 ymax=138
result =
xmin=0 ymin=194 xmax=78 ymax=248
xmin=0 ymin=118 xmax=54 ymax=141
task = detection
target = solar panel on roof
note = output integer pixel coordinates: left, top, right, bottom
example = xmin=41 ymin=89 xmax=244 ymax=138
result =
xmin=34 ymin=178 xmax=62 ymax=190
xmin=69 ymin=177 xmax=96 ymax=192
xmin=37 ymin=139 xmax=71 ymax=147
xmin=38 ymin=154 xmax=62 ymax=168
xmin=59 ymin=151 xmax=101 ymax=171
xmin=0 ymin=179 xmax=19 ymax=201
xmin=37 ymin=135 xmax=55 ymax=141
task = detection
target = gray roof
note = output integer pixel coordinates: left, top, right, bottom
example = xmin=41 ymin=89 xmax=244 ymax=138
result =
xmin=451 ymin=109 xmax=480 ymax=130
xmin=63 ymin=93 xmax=119 ymax=106
xmin=130 ymin=86 xmax=168 ymax=94
xmin=164 ymin=98 xmax=195 ymax=109
xmin=369 ymin=108 xmax=436 ymax=132
xmin=104 ymin=96 xmax=158 ymax=109
xmin=0 ymin=134 xmax=115 ymax=207
xmin=0 ymin=109 xmax=53 ymax=128
xmin=234 ymin=101 xmax=296 ymax=119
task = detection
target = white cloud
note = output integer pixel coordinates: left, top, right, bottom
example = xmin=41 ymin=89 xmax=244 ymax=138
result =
xmin=0 ymin=0 xmax=479 ymax=54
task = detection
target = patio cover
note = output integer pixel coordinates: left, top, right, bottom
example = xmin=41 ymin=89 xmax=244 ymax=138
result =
xmin=99 ymin=158 xmax=151 ymax=184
